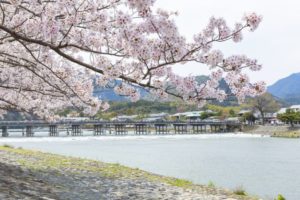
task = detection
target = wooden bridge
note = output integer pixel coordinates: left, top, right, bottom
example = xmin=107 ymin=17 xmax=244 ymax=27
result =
xmin=0 ymin=120 xmax=242 ymax=137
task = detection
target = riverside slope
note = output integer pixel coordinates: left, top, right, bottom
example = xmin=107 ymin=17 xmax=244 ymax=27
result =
xmin=0 ymin=146 xmax=258 ymax=200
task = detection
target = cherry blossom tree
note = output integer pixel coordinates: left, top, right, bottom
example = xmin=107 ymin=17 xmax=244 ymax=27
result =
xmin=0 ymin=0 xmax=265 ymax=120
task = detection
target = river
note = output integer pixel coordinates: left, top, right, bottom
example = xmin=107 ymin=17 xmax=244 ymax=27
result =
xmin=1 ymin=133 xmax=299 ymax=200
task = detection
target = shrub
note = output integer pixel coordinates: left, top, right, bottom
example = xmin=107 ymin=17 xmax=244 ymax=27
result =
xmin=208 ymin=181 xmax=215 ymax=188
xmin=233 ymin=186 xmax=247 ymax=196
xmin=276 ymin=194 xmax=286 ymax=200
xmin=3 ymin=144 xmax=14 ymax=148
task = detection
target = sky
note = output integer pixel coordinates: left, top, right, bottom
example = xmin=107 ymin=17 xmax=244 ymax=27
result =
xmin=155 ymin=0 xmax=300 ymax=85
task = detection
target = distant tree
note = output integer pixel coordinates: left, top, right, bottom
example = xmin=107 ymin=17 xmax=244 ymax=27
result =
xmin=206 ymin=104 xmax=242 ymax=119
xmin=242 ymin=112 xmax=256 ymax=125
xmin=200 ymin=112 xmax=215 ymax=120
xmin=277 ymin=109 xmax=300 ymax=127
xmin=95 ymin=112 xmax=117 ymax=121
xmin=229 ymin=109 xmax=236 ymax=117
xmin=135 ymin=113 xmax=149 ymax=121
xmin=249 ymin=93 xmax=280 ymax=124
xmin=200 ymin=112 xmax=210 ymax=120
xmin=124 ymin=108 xmax=135 ymax=115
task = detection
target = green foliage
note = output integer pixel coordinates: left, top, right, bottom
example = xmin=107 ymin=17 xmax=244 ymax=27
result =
xmin=92 ymin=100 xmax=247 ymax=120
xmin=56 ymin=100 xmax=252 ymax=121
xmin=205 ymin=104 xmax=243 ymax=119
xmin=233 ymin=186 xmax=247 ymax=196
xmin=200 ymin=112 xmax=209 ymax=120
xmin=207 ymin=181 xmax=215 ymax=188
xmin=248 ymin=93 xmax=280 ymax=123
xmin=166 ymin=178 xmax=193 ymax=188
xmin=2 ymin=144 xmax=14 ymax=148
xmin=229 ymin=109 xmax=236 ymax=117
xmin=277 ymin=109 xmax=300 ymax=127
xmin=109 ymin=100 xmax=186 ymax=114
xmin=242 ymin=112 xmax=256 ymax=123
xmin=94 ymin=100 xmax=199 ymax=120
xmin=95 ymin=111 xmax=117 ymax=120
xmin=134 ymin=113 xmax=149 ymax=120
xmin=275 ymin=194 xmax=286 ymax=200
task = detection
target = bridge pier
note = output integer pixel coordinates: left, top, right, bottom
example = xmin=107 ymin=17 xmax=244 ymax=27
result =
xmin=226 ymin=124 xmax=242 ymax=132
xmin=191 ymin=124 xmax=206 ymax=134
xmin=25 ymin=126 xmax=34 ymax=137
xmin=211 ymin=124 xmax=224 ymax=133
xmin=114 ymin=124 xmax=127 ymax=135
xmin=134 ymin=123 xmax=148 ymax=135
xmin=71 ymin=125 xmax=82 ymax=136
xmin=173 ymin=124 xmax=187 ymax=134
xmin=220 ymin=124 xmax=227 ymax=132
xmin=94 ymin=124 xmax=104 ymax=136
xmin=49 ymin=125 xmax=58 ymax=136
xmin=155 ymin=124 xmax=168 ymax=135
xmin=210 ymin=125 xmax=218 ymax=133
xmin=106 ymin=124 xmax=112 ymax=135
xmin=1 ymin=126 xmax=8 ymax=137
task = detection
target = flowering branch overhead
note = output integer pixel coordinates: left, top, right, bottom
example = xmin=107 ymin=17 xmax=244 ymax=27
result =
xmin=0 ymin=0 xmax=265 ymax=120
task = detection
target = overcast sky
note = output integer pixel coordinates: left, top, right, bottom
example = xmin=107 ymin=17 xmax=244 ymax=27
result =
xmin=155 ymin=0 xmax=300 ymax=85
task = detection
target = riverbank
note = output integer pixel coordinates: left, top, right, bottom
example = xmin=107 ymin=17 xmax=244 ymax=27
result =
xmin=0 ymin=145 xmax=259 ymax=200
xmin=245 ymin=125 xmax=300 ymax=138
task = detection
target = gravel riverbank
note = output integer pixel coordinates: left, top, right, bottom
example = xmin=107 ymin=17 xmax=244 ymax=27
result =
xmin=245 ymin=125 xmax=300 ymax=138
xmin=0 ymin=146 xmax=259 ymax=200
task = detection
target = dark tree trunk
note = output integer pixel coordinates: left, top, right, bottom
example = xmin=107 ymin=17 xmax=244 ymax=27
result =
xmin=259 ymin=109 xmax=265 ymax=125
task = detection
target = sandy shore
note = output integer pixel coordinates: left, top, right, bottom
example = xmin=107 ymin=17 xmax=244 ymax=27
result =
xmin=0 ymin=146 xmax=259 ymax=200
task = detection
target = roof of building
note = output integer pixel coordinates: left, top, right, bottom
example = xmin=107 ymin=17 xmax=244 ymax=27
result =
xmin=226 ymin=117 xmax=240 ymax=121
xmin=111 ymin=115 xmax=137 ymax=121
xmin=277 ymin=108 xmax=287 ymax=114
xmin=172 ymin=110 xmax=213 ymax=117
xmin=142 ymin=117 xmax=165 ymax=122
xmin=148 ymin=112 xmax=168 ymax=118
xmin=238 ymin=109 xmax=252 ymax=114
xmin=290 ymin=105 xmax=300 ymax=109
xmin=60 ymin=117 xmax=90 ymax=121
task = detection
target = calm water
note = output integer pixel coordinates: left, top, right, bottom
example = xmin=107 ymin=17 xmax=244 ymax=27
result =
xmin=1 ymin=134 xmax=300 ymax=200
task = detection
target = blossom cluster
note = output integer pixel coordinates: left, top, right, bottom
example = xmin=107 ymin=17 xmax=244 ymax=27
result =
xmin=0 ymin=0 xmax=264 ymax=119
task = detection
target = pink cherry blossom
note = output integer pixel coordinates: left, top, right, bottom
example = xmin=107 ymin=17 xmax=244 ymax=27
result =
xmin=0 ymin=0 xmax=264 ymax=119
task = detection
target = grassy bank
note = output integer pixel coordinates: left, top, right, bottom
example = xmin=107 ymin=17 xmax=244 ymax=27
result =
xmin=244 ymin=125 xmax=300 ymax=138
xmin=0 ymin=145 xmax=259 ymax=200
xmin=271 ymin=131 xmax=300 ymax=138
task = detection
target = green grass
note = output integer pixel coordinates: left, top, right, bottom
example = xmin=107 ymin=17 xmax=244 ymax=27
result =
xmin=2 ymin=144 xmax=14 ymax=148
xmin=166 ymin=178 xmax=193 ymax=188
xmin=271 ymin=131 xmax=300 ymax=138
xmin=208 ymin=181 xmax=215 ymax=188
xmin=233 ymin=186 xmax=247 ymax=196
xmin=275 ymin=194 xmax=286 ymax=200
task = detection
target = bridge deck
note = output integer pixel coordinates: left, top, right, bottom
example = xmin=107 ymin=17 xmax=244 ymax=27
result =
xmin=0 ymin=120 xmax=242 ymax=137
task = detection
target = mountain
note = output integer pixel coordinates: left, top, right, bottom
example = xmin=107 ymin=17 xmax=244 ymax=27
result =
xmin=267 ymin=73 xmax=300 ymax=105
xmin=94 ymin=86 xmax=150 ymax=101
xmin=93 ymin=75 xmax=235 ymax=105
xmin=93 ymin=79 xmax=149 ymax=101
xmin=195 ymin=75 xmax=231 ymax=92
